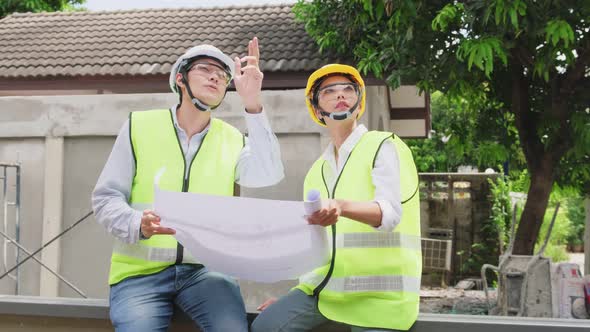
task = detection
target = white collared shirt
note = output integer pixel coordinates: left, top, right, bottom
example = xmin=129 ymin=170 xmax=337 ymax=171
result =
xmin=320 ymin=124 xmax=402 ymax=232
xmin=92 ymin=105 xmax=284 ymax=244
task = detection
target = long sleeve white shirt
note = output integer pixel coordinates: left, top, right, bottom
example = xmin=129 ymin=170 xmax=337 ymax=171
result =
xmin=320 ymin=125 xmax=402 ymax=232
xmin=92 ymin=105 xmax=284 ymax=244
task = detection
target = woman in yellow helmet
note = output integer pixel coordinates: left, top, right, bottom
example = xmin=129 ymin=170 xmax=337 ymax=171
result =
xmin=251 ymin=64 xmax=421 ymax=331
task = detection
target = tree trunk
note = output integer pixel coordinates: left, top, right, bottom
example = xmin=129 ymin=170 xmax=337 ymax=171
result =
xmin=512 ymin=160 xmax=555 ymax=255
xmin=507 ymin=53 xmax=566 ymax=255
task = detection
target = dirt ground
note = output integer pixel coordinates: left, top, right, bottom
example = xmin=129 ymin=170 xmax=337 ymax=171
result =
xmin=419 ymin=288 xmax=496 ymax=314
xmin=419 ymin=252 xmax=585 ymax=315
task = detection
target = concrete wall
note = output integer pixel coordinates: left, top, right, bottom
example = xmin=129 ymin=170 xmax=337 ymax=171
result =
xmin=0 ymin=87 xmax=385 ymax=304
xmin=2 ymin=296 xmax=590 ymax=332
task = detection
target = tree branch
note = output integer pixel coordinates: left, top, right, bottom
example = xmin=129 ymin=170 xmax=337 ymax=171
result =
xmin=561 ymin=39 xmax=590 ymax=94
xmin=548 ymin=98 xmax=575 ymax=164
xmin=514 ymin=45 xmax=535 ymax=68
xmin=548 ymin=42 xmax=589 ymax=162
xmin=510 ymin=50 xmax=544 ymax=169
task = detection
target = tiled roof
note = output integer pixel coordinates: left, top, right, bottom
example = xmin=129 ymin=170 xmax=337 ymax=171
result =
xmin=0 ymin=5 xmax=338 ymax=79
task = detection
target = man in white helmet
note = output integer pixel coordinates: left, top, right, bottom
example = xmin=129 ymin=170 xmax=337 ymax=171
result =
xmin=92 ymin=37 xmax=284 ymax=332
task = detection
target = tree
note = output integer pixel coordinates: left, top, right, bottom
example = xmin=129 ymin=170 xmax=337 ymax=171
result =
xmin=407 ymin=91 xmax=524 ymax=173
xmin=0 ymin=0 xmax=85 ymax=19
xmin=294 ymin=0 xmax=590 ymax=254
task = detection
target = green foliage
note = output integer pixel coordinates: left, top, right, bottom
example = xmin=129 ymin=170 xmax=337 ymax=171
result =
xmin=511 ymin=181 xmax=584 ymax=259
xmin=456 ymin=37 xmax=507 ymax=77
xmin=294 ymin=0 xmax=590 ymax=253
xmin=456 ymin=174 xmax=512 ymax=277
xmin=545 ymin=20 xmax=575 ymax=48
xmin=0 ymin=0 xmax=86 ymax=18
xmin=532 ymin=186 xmax=581 ymax=250
xmin=509 ymin=169 xmax=530 ymax=193
xmin=564 ymin=196 xmax=586 ymax=246
xmin=481 ymin=171 xmax=581 ymax=263
xmin=458 ymin=241 xmax=496 ymax=278
xmin=483 ymin=0 xmax=527 ymax=28
xmin=489 ymin=174 xmax=512 ymax=250
xmin=293 ymin=0 xmax=589 ymax=189
xmin=542 ymin=244 xmax=570 ymax=262
xmin=432 ymin=3 xmax=464 ymax=32
xmin=407 ymin=91 xmax=524 ymax=173
xmin=536 ymin=202 xmax=571 ymax=248
xmin=558 ymin=109 xmax=590 ymax=195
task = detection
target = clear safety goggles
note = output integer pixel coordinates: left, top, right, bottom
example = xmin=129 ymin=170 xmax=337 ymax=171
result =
xmin=316 ymin=83 xmax=360 ymax=102
xmin=189 ymin=62 xmax=232 ymax=85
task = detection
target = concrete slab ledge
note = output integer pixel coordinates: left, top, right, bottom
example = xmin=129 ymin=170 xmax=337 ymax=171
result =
xmin=1 ymin=295 xmax=589 ymax=331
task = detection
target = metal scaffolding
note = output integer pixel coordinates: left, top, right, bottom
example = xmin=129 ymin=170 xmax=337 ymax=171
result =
xmin=0 ymin=162 xmax=91 ymax=298
xmin=0 ymin=163 xmax=21 ymax=294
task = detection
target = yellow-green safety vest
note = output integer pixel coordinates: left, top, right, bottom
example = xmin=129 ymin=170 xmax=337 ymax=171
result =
xmin=109 ymin=109 xmax=244 ymax=285
xmin=297 ymin=130 xmax=421 ymax=330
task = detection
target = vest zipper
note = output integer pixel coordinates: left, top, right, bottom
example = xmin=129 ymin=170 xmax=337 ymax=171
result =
xmin=312 ymin=150 xmax=355 ymax=301
xmin=312 ymin=162 xmax=337 ymax=299
xmin=312 ymin=133 xmax=393 ymax=313
xmin=175 ymin=174 xmax=189 ymax=264
xmin=170 ymin=110 xmax=209 ymax=265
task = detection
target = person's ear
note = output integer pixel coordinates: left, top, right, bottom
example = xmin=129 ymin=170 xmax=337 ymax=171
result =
xmin=315 ymin=107 xmax=323 ymax=121
xmin=176 ymin=73 xmax=184 ymax=88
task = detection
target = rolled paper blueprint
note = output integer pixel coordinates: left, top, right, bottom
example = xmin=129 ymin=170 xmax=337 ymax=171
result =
xmin=304 ymin=189 xmax=322 ymax=216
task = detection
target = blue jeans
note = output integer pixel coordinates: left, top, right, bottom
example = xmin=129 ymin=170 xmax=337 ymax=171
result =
xmin=251 ymin=289 xmax=400 ymax=332
xmin=109 ymin=264 xmax=248 ymax=332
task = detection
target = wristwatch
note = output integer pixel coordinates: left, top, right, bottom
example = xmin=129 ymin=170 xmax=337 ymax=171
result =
xmin=139 ymin=227 xmax=148 ymax=240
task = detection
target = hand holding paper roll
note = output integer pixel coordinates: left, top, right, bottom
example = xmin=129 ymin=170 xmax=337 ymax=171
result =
xmin=305 ymin=190 xmax=342 ymax=227
xmin=304 ymin=189 xmax=323 ymax=217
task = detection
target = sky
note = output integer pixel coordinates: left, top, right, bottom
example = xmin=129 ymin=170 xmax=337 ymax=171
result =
xmin=82 ymin=0 xmax=297 ymax=11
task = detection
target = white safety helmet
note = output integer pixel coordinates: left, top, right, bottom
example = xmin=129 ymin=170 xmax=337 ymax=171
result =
xmin=169 ymin=44 xmax=235 ymax=111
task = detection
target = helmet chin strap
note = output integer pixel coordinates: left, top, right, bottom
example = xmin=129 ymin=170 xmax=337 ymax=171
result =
xmin=181 ymin=72 xmax=223 ymax=112
xmin=318 ymin=94 xmax=361 ymax=124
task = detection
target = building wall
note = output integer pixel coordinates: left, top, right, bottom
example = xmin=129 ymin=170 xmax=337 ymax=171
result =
xmin=0 ymin=86 xmax=414 ymax=310
xmin=0 ymin=87 xmax=390 ymax=306
xmin=420 ymin=174 xmax=499 ymax=284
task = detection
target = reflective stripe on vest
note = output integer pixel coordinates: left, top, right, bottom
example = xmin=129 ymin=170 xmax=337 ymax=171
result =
xmin=300 ymin=272 xmax=421 ymax=294
xmin=336 ymin=232 xmax=421 ymax=250
xmin=113 ymin=241 xmax=198 ymax=264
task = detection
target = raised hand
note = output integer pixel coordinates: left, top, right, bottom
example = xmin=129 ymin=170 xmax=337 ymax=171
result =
xmin=234 ymin=36 xmax=263 ymax=113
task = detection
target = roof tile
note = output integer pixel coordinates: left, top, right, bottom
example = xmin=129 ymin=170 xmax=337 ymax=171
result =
xmin=0 ymin=4 xmax=338 ymax=78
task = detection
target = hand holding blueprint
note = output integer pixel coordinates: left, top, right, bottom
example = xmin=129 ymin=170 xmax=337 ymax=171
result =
xmin=153 ymin=174 xmax=329 ymax=282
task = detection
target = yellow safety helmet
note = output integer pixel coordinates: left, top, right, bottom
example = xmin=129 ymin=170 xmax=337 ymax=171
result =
xmin=305 ymin=64 xmax=366 ymax=126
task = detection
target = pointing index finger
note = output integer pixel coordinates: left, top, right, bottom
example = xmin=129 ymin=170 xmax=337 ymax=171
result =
xmin=253 ymin=36 xmax=260 ymax=61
